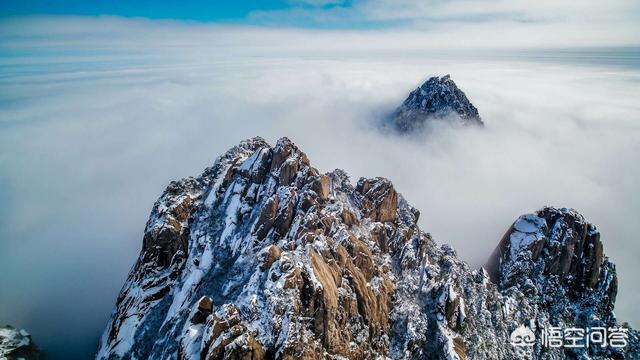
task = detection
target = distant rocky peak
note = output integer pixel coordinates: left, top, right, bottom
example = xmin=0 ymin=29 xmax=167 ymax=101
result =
xmin=390 ymin=74 xmax=483 ymax=132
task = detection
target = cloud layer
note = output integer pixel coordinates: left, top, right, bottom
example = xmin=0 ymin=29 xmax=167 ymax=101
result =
xmin=248 ymin=0 xmax=640 ymax=47
xmin=0 ymin=16 xmax=639 ymax=359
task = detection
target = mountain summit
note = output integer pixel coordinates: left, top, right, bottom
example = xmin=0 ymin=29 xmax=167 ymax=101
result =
xmin=97 ymin=137 xmax=637 ymax=359
xmin=390 ymin=75 xmax=482 ymax=132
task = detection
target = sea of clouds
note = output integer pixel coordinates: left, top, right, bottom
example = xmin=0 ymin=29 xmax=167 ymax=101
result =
xmin=1 ymin=16 xmax=639 ymax=359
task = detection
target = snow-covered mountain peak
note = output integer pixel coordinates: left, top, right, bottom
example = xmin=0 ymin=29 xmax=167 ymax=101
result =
xmin=390 ymin=75 xmax=483 ymax=132
xmin=97 ymin=138 xmax=638 ymax=360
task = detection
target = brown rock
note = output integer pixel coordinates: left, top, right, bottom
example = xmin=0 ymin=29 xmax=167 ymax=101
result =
xmin=453 ymin=336 xmax=467 ymax=360
xmin=283 ymin=267 xmax=303 ymax=290
xmin=311 ymin=175 xmax=331 ymax=201
xmin=239 ymin=148 xmax=272 ymax=184
xmin=200 ymin=304 xmax=256 ymax=359
xmin=309 ymin=249 xmax=340 ymax=310
xmin=341 ymin=208 xmax=358 ymax=227
xmin=260 ymin=245 xmax=282 ymax=271
xmin=345 ymin=237 xmax=375 ymax=280
xmin=278 ymin=158 xmax=299 ymax=185
xmin=299 ymin=191 xmax=319 ymax=212
xmin=270 ymin=139 xmax=293 ymax=171
xmin=254 ymin=196 xmax=279 ymax=240
xmin=273 ymin=191 xmax=296 ymax=238
xmin=356 ymin=178 xmax=398 ymax=223
xmin=142 ymin=179 xmax=200 ymax=269
xmin=198 ymin=296 xmax=213 ymax=313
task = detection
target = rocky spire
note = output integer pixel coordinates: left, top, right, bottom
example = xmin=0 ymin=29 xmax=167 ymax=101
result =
xmin=486 ymin=207 xmax=612 ymax=299
xmin=390 ymin=74 xmax=483 ymax=132
xmin=97 ymin=137 xmax=638 ymax=360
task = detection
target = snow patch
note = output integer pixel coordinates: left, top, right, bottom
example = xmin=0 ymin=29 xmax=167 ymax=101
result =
xmin=509 ymin=214 xmax=546 ymax=258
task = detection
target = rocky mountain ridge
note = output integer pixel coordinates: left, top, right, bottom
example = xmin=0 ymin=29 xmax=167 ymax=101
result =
xmin=97 ymin=137 xmax=638 ymax=359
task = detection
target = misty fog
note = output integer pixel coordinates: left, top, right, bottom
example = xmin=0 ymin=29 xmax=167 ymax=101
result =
xmin=1 ymin=17 xmax=639 ymax=359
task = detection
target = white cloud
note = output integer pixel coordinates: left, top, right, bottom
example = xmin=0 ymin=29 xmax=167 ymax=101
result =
xmin=249 ymin=0 xmax=639 ymax=47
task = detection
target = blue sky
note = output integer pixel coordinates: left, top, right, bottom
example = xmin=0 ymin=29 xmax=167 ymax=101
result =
xmin=0 ymin=0 xmax=413 ymax=29
xmin=0 ymin=0 xmax=286 ymax=20
xmin=0 ymin=0 xmax=358 ymax=25
xmin=1 ymin=0 xmax=638 ymax=41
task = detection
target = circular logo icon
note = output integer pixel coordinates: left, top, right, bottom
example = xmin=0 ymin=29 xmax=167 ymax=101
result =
xmin=510 ymin=325 xmax=536 ymax=347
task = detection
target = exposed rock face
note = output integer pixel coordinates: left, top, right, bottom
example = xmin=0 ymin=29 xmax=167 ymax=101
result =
xmin=97 ymin=137 xmax=638 ymax=360
xmin=0 ymin=325 xmax=41 ymax=360
xmin=486 ymin=207 xmax=610 ymax=298
xmin=390 ymin=75 xmax=483 ymax=132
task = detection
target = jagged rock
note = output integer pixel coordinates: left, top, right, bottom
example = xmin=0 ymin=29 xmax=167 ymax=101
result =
xmin=97 ymin=137 xmax=638 ymax=360
xmin=193 ymin=303 xmax=267 ymax=360
xmin=260 ymin=244 xmax=282 ymax=271
xmin=190 ymin=296 xmax=214 ymax=325
xmin=453 ymin=337 xmax=466 ymax=360
xmin=311 ymin=175 xmax=331 ymax=201
xmin=0 ymin=326 xmax=41 ymax=360
xmin=486 ymin=207 xmax=608 ymax=295
xmin=197 ymin=296 xmax=213 ymax=313
xmin=390 ymin=74 xmax=483 ymax=132
xmin=484 ymin=206 xmax=617 ymax=319
xmin=255 ymin=195 xmax=279 ymax=240
xmin=141 ymin=178 xmax=201 ymax=269
xmin=355 ymin=177 xmax=398 ymax=223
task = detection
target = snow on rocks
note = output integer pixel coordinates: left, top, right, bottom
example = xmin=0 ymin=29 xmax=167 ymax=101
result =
xmin=0 ymin=326 xmax=41 ymax=359
xmin=508 ymin=214 xmax=546 ymax=258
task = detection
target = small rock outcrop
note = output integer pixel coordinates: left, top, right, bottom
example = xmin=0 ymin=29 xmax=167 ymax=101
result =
xmin=0 ymin=325 xmax=41 ymax=360
xmin=390 ymin=75 xmax=482 ymax=132
xmin=97 ymin=137 xmax=638 ymax=360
